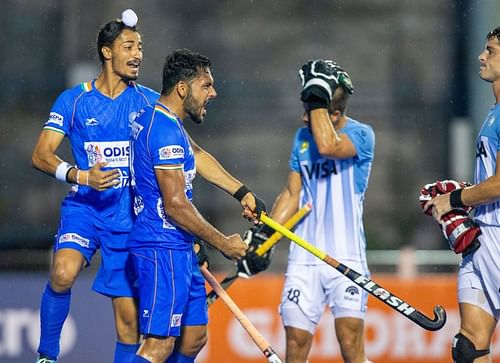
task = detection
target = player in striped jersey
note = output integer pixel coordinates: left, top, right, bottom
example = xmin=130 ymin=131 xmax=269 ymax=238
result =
xmin=254 ymin=59 xmax=374 ymax=363
xmin=128 ymin=49 xmax=265 ymax=363
xmin=424 ymin=27 xmax=500 ymax=363
xmin=31 ymin=10 xmax=158 ymax=363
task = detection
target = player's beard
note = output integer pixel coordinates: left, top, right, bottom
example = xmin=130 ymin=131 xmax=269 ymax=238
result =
xmin=184 ymin=90 xmax=204 ymax=124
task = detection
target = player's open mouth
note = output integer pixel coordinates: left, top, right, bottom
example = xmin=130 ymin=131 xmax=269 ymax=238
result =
xmin=128 ymin=60 xmax=140 ymax=70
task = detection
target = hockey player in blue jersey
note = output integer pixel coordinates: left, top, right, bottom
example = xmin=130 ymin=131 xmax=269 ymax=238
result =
xmin=239 ymin=60 xmax=374 ymax=363
xmin=31 ymin=10 xmax=158 ymax=363
xmin=424 ymin=27 xmax=500 ymax=363
xmin=128 ymin=48 xmax=265 ymax=363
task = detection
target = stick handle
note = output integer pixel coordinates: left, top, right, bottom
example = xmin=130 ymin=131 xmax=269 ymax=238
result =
xmin=201 ymin=267 xmax=283 ymax=361
xmin=206 ymin=273 xmax=238 ymax=306
xmin=255 ymin=203 xmax=312 ymax=256
xmin=260 ymin=212 xmax=326 ymax=260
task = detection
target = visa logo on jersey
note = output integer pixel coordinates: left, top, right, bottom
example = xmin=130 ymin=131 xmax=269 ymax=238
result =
xmin=84 ymin=141 xmax=130 ymax=167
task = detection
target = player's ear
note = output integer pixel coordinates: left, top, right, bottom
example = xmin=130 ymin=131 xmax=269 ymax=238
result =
xmin=330 ymin=110 xmax=342 ymax=121
xmin=101 ymin=46 xmax=112 ymax=61
xmin=176 ymin=81 xmax=188 ymax=99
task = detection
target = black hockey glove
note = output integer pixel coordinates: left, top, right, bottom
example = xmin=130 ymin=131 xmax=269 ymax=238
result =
xmin=299 ymin=59 xmax=354 ymax=111
xmin=193 ymin=239 xmax=209 ymax=267
xmin=237 ymin=224 xmax=275 ymax=278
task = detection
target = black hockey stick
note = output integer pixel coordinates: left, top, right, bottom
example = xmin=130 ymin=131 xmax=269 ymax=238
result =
xmin=260 ymin=214 xmax=447 ymax=331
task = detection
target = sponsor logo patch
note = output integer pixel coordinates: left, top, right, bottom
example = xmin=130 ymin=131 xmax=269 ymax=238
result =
xmin=344 ymin=285 xmax=360 ymax=302
xmin=58 ymin=233 xmax=90 ymax=248
xmin=47 ymin=112 xmax=64 ymax=127
xmin=159 ymin=145 xmax=184 ymax=160
xmin=171 ymin=313 xmax=182 ymax=327
xmin=84 ymin=141 xmax=129 ymax=167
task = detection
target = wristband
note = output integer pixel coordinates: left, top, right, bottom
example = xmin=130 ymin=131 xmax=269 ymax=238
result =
xmin=450 ymin=189 xmax=466 ymax=209
xmin=233 ymin=185 xmax=251 ymax=202
xmin=55 ymin=162 xmax=74 ymax=182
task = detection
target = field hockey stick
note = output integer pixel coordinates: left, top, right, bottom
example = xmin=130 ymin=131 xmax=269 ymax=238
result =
xmin=206 ymin=203 xmax=312 ymax=306
xmin=201 ymin=266 xmax=283 ymax=363
xmin=260 ymin=214 xmax=447 ymax=331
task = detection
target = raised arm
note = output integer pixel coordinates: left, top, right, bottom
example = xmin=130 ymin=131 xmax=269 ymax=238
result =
xmin=189 ymin=135 xmax=266 ymax=220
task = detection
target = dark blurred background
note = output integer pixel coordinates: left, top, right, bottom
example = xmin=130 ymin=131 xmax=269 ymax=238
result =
xmin=1 ymin=0 xmax=499 ymax=272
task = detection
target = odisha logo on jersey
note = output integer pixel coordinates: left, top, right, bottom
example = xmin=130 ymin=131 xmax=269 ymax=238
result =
xmin=84 ymin=141 xmax=130 ymax=167
xmin=159 ymin=145 xmax=184 ymax=160
xmin=86 ymin=144 xmax=104 ymax=165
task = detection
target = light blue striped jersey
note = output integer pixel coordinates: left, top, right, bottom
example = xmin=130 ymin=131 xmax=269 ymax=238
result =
xmin=43 ymin=80 xmax=158 ymax=232
xmin=289 ymin=118 xmax=375 ymax=265
xmin=474 ymin=104 xmax=500 ymax=226
xmin=128 ymin=102 xmax=196 ymax=249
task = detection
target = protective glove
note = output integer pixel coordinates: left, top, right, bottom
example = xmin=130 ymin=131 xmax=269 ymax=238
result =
xmin=237 ymin=224 xmax=275 ymax=278
xmin=419 ymin=180 xmax=480 ymax=256
xmin=193 ymin=239 xmax=209 ymax=268
xmin=299 ymin=59 xmax=354 ymax=111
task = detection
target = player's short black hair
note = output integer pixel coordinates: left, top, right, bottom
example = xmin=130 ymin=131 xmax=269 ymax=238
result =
xmin=486 ymin=26 xmax=500 ymax=42
xmin=161 ymin=49 xmax=212 ymax=96
xmin=330 ymin=87 xmax=350 ymax=115
xmin=97 ymin=19 xmax=139 ymax=64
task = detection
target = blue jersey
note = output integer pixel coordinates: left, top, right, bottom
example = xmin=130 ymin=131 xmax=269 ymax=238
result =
xmin=289 ymin=118 xmax=375 ymax=264
xmin=474 ymin=104 xmax=500 ymax=226
xmin=128 ymin=102 xmax=196 ymax=249
xmin=43 ymin=80 xmax=159 ymax=232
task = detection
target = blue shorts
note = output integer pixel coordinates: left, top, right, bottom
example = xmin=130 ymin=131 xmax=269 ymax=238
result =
xmin=54 ymin=213 xmax=135 ymax=298
xmin=130 ymin=247 xmax=208 ymax=337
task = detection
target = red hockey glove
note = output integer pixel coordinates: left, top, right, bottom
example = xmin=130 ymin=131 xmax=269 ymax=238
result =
xmin=419 ymin=180 xmax=480 ymax=256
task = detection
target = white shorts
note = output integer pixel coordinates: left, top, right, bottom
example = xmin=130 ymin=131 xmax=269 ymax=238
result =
xmin=279 ymin=261 xmax=369 ymax=334
xmin=458 ymin=223 xmax=500 ymax=320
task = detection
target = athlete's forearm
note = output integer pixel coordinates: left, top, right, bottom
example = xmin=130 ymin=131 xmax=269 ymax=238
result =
xmin=163 ymin=195 xmax=228 ymax=250
xmin=195 ymin=147 xmax=242 ymax=195
xmin=463 ymin=175 xmax=500 ymax=206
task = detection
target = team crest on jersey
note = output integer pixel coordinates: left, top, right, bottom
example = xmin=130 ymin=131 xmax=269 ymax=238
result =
xmin=47 ymin=112 xmax=64 ymax=127
xmin=159 ymin=145 xmax=184 ymax=160
xmin=300 ymin=141 xmax=309 ymax=154
xmin=84 ymin=141 xmax=129 ymax=167
xmin=58 ymin=233 xmax=90 ymax=248
xmin=170 ymin=314 xmax=182 ymax=327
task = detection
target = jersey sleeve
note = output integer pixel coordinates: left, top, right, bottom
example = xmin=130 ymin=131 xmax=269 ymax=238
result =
xmin=345 ymin=124 xmax=375 ymax=162
xmin=42 ymin=89 xmax=75 ymax=136
xmin=288 ymin=129 xmax=302 ymax=172
xmin=148 ymin=115 xmax=186 ymax=170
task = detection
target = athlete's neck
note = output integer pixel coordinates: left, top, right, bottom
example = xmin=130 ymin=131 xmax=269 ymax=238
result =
xmin=94 ymin=70 xmax=130 ymax=99
xmin=158 ymin=95 xmax=186 ymax=120
xmin=493 ymin=80 xmax=500 ymax=104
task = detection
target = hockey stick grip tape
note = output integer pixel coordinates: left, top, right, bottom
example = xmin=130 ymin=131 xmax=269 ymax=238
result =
xmin=255 ymin=203 xmax=312 ymax=256
xmin=260 ymin=213 xmax=326 ymax=260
